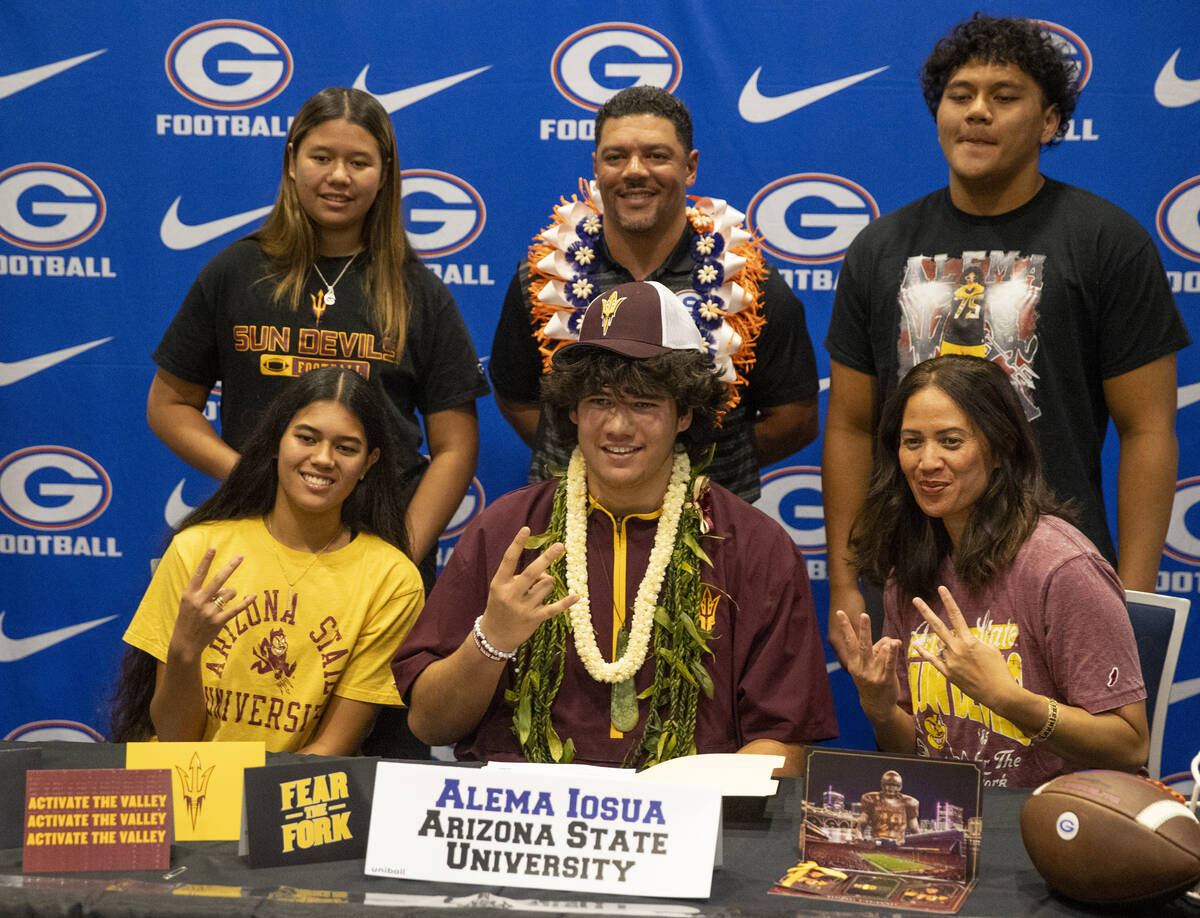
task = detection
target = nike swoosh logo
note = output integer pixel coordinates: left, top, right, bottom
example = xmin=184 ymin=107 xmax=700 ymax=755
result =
xmin=1170 ymin=676 xmax=1200 ymax=704
xmin=739 ymin=65 xmax=888 ymax=123
xmin=1155 ymin=49 xmax=1200 ymax=107
xmin=1178 ymin=381 xmax=1200 ymax=409
xmin=353 ymin=65 xmax=491 ymax=114
xmin=0 ymin=49 xmax=106 ymax=100
xmin=165 ymin=479 xmax=199 ymax=529
xmin=160 ymin=198 xmax=273 ymax=251
xmin=0 ymin=337 xmax=113 ymax=386
xmin=0 ymin=610 xmax=117 ymax=662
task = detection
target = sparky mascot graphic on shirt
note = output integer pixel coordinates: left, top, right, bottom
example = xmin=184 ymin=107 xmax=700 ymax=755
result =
xmin=251 ymin=627 xmax=296 ymax=692
xmin=923 ymin=712 xmax=949 ymax=751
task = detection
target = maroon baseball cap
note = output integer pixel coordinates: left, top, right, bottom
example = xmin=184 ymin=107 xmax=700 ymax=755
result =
xmin=554 ymin=281 xmax=705 ymax=362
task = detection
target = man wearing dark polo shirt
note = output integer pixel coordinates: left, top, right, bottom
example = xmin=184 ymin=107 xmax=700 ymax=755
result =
xmin=489 ymin=85 xmax=819 ymax=503
xmin=395 ymin=282 xmax=836 ymax=774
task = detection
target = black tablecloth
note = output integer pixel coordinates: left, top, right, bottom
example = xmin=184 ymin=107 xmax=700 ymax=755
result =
xmin=1 ymin=742 xmax=1196 ymax=917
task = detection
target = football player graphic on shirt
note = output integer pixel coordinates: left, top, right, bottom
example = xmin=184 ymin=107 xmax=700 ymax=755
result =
xmin=896 ymin=252 xmax=1046 ymax=420
xmin=941 ymin=266 xmax=987 ymax=358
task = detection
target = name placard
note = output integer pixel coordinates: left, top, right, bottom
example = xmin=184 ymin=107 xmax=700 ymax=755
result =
xmin=364 ymin=763 xmax=721 ymax=898
xmin=23 ymin=768 xmax=172 ymax=873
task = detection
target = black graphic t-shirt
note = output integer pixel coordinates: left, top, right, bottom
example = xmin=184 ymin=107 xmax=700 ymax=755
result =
xmin=826 ymin=179 xmax=1190 ymax=560
xmin=155 ymin=239 xmax=489 ymax=477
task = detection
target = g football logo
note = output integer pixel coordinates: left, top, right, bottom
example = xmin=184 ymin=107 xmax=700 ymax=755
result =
xmin=165 ymin=20 xmax=292 ymax=109
xmin=440 ymin=477 xmax=486 ymax=540
xmin=746 ymin=174 xmax=878 ymax=265
xmin=552 ymin=22 xmax=681 ymax=111
xmin=1165 ymin=475 xmax=1200 ymax=565
xmin=755 ymin=466 xmax=825 ymax=552
xmin=401 ymin=170 xmax=486 ymax=258
xmin=0 ymin=446 xmax=112 ymax=531
xmin=1036 ymin=21 xmax=1092 ymax=91
xmin=1157 ymin=176 xmax=1200 ymax=263
xmin=0 ymin=163 xmax=106 ymax=250
xmin=4 ymin=721 xmax=104 ymax=742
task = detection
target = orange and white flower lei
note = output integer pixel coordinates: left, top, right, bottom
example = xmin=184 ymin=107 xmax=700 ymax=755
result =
xmin=527 ymin=179 xmax=766 ymax=412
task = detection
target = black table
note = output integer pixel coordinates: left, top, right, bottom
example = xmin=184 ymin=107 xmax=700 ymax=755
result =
xmin=1 ymin=742 xmax=1195 ymax=917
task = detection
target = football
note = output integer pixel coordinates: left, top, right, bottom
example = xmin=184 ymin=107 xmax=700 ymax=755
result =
xmin=1020 ymin=770 xmax=1200 ymax=904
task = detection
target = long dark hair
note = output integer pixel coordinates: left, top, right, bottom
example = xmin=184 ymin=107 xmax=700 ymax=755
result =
xmin=252 ymin=87 xmax=413 ymax=360
xmin=180 ymin=367 xmax=413 ymax=548
xmin=110 ymin=368 xmax=414 ymax=741
xmin=850 ymin=355 xmax=1070 ymax=598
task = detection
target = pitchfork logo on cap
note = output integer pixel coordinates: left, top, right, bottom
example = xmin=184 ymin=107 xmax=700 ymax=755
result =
xmin=599 ymin=290 xmax=625 ymax=334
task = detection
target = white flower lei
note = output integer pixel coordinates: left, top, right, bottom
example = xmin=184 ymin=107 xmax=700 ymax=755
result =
xmin=564 ymin=445 xmax=691 ymax=684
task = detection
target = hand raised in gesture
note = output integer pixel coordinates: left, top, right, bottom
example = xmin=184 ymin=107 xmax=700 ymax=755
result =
xmin=169 ymin=548 xmax=257 ymax=661
xmin=832 ymin=608 xmax=904 ymax=721
xmin=912 ymin=585 xmax=1020 ymax=710
xmin=477 ymin=526 xmax=578 ymax=656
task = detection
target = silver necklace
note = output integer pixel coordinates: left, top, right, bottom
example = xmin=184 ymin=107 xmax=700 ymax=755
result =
xmin=312 ymin=252 xmax=359 ymax=307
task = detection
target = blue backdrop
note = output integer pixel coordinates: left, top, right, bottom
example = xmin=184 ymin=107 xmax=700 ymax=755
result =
xmin=2 ymin=1 xmax=1197 ymax=777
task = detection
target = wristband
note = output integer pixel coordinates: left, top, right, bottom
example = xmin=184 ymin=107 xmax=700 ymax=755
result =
xmin=1033 ymin=698 xmax=1059 ymax=743
xmin=472 ymin=615 xmax=516 ymax=662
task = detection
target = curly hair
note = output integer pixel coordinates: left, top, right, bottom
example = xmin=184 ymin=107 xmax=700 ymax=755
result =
xmin=595 ymin=85 xmax=693 ymax=152
xmin=920 ymin=12 xmax=1079 ymax=145
xmin=540 ymin=347 xmax=724 ymax=457
xmin=850 ymin=355 xmax=1071 ymax=599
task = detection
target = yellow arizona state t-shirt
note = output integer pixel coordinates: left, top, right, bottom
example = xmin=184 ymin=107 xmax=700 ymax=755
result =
xmin=124 ymin=518 xmax=423 ymax=751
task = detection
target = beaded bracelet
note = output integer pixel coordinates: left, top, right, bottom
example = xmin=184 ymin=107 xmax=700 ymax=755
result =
xmin=1033 ymin=698 xmax=1059 ymax=743
xmin=472 ymin=615 xmax=516 ymax=662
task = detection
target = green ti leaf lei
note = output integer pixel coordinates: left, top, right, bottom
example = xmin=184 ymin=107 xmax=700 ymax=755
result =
xmin=504 ymin=469 xmax=716 ymax=768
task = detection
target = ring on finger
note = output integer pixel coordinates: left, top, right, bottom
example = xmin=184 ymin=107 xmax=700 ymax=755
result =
xmin=212 ymin=594 xmax=227 ymax=609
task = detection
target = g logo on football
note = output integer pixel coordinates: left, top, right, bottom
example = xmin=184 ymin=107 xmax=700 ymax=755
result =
xmin=0 ymin=446 xmax=112 ymax=531
xmin=1157 ymin=176 xmax=1200 ymax=263
xmin=552 ymin=22 xmax=682 ymax=111
xmin=165 ymin=20 xmax=292 ymax=109
xmin=746 ymin=174 xmax=878 ymax=265
xmin=401 ymin=170 xmax=486 ymax=258
xmin=1036 ymin=21 xmax=1092 ymax=90
xmin=755 ymin=466 xmax=825 ymax=552
xmin=0 ymin=164 xmax=106 ymax=250
xmin=1055 ymin=812 xmax=1079 ymax=841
